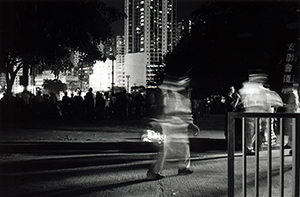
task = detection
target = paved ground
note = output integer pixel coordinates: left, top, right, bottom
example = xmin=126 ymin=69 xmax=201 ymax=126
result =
xmin=0 ymin=115 xmax=226 ymax=143
xmin=0 ymin=115 xmax=296 ymax=196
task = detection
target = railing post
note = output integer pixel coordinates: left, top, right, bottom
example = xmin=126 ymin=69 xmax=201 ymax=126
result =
xmin=242 ymin=117 xmax=247 ymax=197
xmin=255 ymin=117 xmax=259 ymax=197
xmin=293 ymin=116 xmax=300 ymax=197
xmin=267 ymin=118 xmax=272 ymax=197
xmin=279 ymin=118 xmax=284 ymax=197
xmin=228 ymin=113 xmax=299 ymax=197
xmin=228 ymin=112 xmax=235 ymax=197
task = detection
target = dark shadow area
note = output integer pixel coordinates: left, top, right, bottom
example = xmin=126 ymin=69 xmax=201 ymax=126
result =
xmin=0 ymin=160 xmax=153 ymax=197
xmin=0 ymin=138 xmax=227 ymax=173
xmin=190 ymin=138 xmax=227 ymax=152
xmin=0 ymin=137 xmax=230 ymax=197
xmin=11 ymin=178 xmax=158 ymax=197
xmin=0 ymin=154 xmax=153 ymax=173
xmin=0 ymin=158 xmax=230 ymax=197
xmin=0 ymin=142 xmax=156 ymax=154
xmin=0 ymin=138 xmax=227 ymax=154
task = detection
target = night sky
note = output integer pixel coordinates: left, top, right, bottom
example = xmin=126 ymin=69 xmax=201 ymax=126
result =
xmin=101 ymin=0 xmax=203 ymax=35
xmin=101 ymin=0 xmax=299 ymax=95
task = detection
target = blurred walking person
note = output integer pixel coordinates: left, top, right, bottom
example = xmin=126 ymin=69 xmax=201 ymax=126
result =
xmin=146 ymin=75 xmax=199 ymax=179
xmin=239 ymin=72 xmax=283 ymax=155
xmin=281 ymin=83 xmax=299 ymax=153
xmin=264 ymin=87 xmax=283 ymax=146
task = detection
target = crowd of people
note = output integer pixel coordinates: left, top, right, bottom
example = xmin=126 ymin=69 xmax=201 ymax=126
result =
xmin=0 ymin=87 xmax=159 ymax=127
xmin=0 ymin=85 xmax=235 ymax=128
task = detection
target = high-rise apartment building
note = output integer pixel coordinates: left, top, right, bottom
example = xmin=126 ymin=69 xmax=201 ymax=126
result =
xmin=90 ymin=36 xmax=126 ymax=92
xmin=115 ymin=36 xmax=126 ymax=88
xmin=124 ymin=0 xmax=178 ymax=88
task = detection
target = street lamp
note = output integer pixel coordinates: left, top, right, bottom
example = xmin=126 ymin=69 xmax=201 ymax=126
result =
xmin=110 ymin=54 xmax=115 ymax=95
xmin=107 ymin=37 xmax=116 ymax=96
xmin=126 ymin=75 xmax=130 ymax=92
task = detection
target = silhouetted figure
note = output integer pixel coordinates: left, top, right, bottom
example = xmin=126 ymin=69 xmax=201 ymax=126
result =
xmin=62 ymin=91 xmax=71 ymax=119
xmin=225 ymin=86 xmax=241 ymax=113
xmin=134 ymin=92 xmax=144 ymax=119
xmin=115 ymin=90 xmax=128 ymax=120
xmin=204 ymin=97 xmax=211 ymax=117
xmin=0 ymin=93 xmax=21 ymax=127
xmin=69 ymin=93 xmax=75 ymax=118
xmin=21 ymin=90 xmax=33 ymax=121
xmin=110 ymin=93 xmax=117 ymax=119
xmin=33 ymin=90 xmax=46 ymax=118
xmin=95 ymin=91 xmax=105 ymax=120
xmin=0 ymin=93 xmax=8 ymax=127
xmin=73 ymin=91 xmax=84 ymax=120
xmin=124 ymin=92 xmax=133 ymax=120
xmin=84 ymin=88 xmax=95 ymax=120
xmin=103 ymin=92 xmax=111 ymax=119
xmin=48 ymin=92 xmax=60 ymax=119
xmin=224 ymin=86 xmax=242 ymax=145
xmin=14 ymin=93 xmax=24 ymax=124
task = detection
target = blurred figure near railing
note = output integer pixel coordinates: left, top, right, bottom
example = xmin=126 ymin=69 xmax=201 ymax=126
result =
xmin=239 ymin=72 xmax=283 ymax=155
xmin=225 ymin=86 xmax=241 ymax=113
xmin=281 ymin=83 xmax=300 ymax=152
xmin=224 ymin=86 xmax=242 ymax=146
xmin=264 ymin=87 xmax=283 ymax=145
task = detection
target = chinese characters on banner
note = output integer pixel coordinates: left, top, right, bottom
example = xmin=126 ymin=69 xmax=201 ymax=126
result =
xmin=283 ymin=43 xmax=298 ymax=86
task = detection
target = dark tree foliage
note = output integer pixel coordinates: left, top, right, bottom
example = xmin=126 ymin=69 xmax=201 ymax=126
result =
xmin=0 ymin=0 xmax=125 ymax=97
xmin=43 ymin=79 xmax=67 ymax=95
xmin=165 ymin=2 xmax=299 ymax=98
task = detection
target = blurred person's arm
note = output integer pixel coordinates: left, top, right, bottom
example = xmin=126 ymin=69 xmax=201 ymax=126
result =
xmin=188 ymin=123 xmax=200 ymax=136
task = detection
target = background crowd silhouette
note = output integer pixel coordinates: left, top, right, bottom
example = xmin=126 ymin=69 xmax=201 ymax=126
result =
xmin=0 ymin=87 xmax=230 ymax=128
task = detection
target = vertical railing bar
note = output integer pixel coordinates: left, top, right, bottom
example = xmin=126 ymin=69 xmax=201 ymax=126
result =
xmin=292 ymin=117 xmax=300 ymax=197
xmin=228 ymin=112 xmax=235 ymax=197
xmin=297 ymin=116 xmax=300 ymax=197
xmin=268 ymin=118 xmax=272 ymax=197
xmin=242 ymin=117 xmax=247 ymax=197
xmin=255 ymin=117 xmax=259 ymax=197
xmin=279 ymin=118 xmax=284 ymax=197
xmin=292 ymin=118 xmax=296 ymax=197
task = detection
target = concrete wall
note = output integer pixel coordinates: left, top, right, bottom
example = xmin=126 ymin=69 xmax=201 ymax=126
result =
xmin=125 ymin=53 xmax=147 ymax=88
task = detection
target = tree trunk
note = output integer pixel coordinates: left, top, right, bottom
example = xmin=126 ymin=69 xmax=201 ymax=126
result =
xmin=5 ymin=60 xmax=22 ymax=98
xmin=22 ymin=63 xmax=29 ymax=90
xmin=5 ymin=71 xmax=15 ymax=98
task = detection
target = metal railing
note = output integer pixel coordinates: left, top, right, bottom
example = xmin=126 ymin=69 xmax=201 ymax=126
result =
xmin=227 ymin=112 xmax=300 ymax=197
